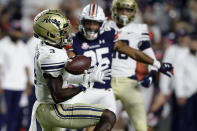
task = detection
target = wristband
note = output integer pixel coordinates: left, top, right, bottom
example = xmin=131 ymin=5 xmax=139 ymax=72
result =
xmin=153 ymin=60 xmax=161 ymax=69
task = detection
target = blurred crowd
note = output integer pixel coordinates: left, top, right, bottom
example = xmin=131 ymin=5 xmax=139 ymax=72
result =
xmin=0 ymin=0 xmax=197 ymax=131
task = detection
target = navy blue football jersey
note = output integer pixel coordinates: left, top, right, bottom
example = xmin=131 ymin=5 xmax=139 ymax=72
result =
xmin=72 ymin=28 xmax=118 ymax=89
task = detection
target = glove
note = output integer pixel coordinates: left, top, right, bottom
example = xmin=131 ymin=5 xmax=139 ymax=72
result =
xmin=147 ymin=113 xmax=158 ymax=127
xmin=159 ymin=63 xmax=174 ymax=77
xmin=138 ymin=71 xmax=156 ymax=88
xmin=80 ymin=70 xmax=91 ymax=91
xmin=89 ymin=62 xmax=111 ymax=84
xmin=80 ymin=62 xmax=111 ymax=91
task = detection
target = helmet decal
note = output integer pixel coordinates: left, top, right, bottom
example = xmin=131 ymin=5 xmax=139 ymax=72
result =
xmin=42 ymin=16 xmax=61 ymax=28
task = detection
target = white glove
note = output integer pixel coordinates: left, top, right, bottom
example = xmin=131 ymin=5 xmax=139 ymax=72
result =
xmin=81 ymin=70 xmax=91 ymax=89
xmin=89 ymin=62 xmax=111 ymax=84
xmin=80 ymin=62 xmax=111 ymax=90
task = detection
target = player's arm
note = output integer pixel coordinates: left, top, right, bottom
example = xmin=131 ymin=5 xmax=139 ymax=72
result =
xmin=45 ymin=74 xmax=84 ymax=104
xmin=25 ymin=66 xmax=33 ymax=95
xmin=38 ymin=49 xmax=84 ymax=104
xmin=114 ymin=40 xmax=173 ymax=77
xmin=114 ymin=40 xmax=154 ymax=65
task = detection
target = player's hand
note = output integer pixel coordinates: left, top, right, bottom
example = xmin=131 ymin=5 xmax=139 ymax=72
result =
xmin=138 ymin=71 xmax=155 ymax=88
xmin=159 ymin=63 xmax=174 ymax=77
xmin=89 ymin=62 xmax=111 ymax=84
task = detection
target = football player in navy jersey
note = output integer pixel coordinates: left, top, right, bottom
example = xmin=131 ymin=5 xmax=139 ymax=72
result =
xmin=66 ymin=3 xmax=173 ymax=131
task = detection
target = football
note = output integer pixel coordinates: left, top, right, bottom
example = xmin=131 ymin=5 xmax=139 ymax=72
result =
xmin=65 ymin=55 xmax=91 ymax=75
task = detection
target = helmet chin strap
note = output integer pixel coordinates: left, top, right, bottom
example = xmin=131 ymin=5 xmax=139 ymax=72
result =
xmin=120 ymin=15 xmax=129 ymax=26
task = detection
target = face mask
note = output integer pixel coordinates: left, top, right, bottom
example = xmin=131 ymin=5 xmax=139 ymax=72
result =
xmin=120 ymin=15 xmax=129 ymax=26
xmin=85 ymin=31 xmax=98 ymax=40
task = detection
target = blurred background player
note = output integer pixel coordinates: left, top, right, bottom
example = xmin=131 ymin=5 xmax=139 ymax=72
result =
xmin=173 ymin=33 xmax=197 ymax=131
xmin=149 ymin=28 xmax=191 ymax=131
xmin=108 ymin=0 xmax=165 ymax=131
xmin=0 ymin=21 xmax=32 ymax=131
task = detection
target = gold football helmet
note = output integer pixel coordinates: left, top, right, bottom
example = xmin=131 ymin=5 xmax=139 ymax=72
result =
xmin=112 ymin=0 xmax=137 ymax=26
xmin=33 ymin=9 xmax=72 ymax=48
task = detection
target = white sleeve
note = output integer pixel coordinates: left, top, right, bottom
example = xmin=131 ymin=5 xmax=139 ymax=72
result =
xmin=137 ymin=24 xmax=151 ymax=52
xmin=67 ymin=73 xmax=84 ymax=84
xmin=0 ymin=47 xmax=4 ymax=65
xmin=174 ymin=57 xmax=186 ymax=98
xmin=23 ymin=46 xmax=32 ymax=68
xmin=142 ymin=48 xmax=157 ymax=71
xmin=138 ymin=24 xmax=157 ymax=71
xmin=38 ymin=50 xmax=66 ymax=78
xmin=140 ymin=24 xmax=150 ymax=41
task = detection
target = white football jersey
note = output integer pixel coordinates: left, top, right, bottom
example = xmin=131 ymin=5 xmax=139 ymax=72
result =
xmin=34 ymin=42 xmax=69 ymax=103
xmin=107 ymin=21 xmax=151 ymax=77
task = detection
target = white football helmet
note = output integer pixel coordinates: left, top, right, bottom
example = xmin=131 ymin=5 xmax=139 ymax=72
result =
xmin=79 ymin=4 xmax=106 ymax=40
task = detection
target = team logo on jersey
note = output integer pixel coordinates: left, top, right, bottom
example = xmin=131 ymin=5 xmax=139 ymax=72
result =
xmin=81 ymin=42 xmax=90 ymax=50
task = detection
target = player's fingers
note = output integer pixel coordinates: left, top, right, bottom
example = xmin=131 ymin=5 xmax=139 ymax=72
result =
xmin=104 ymin=72 xmax=111 ymax=77
xmin=103 ymin=69 xmax=111 ymax=73
xmin=101 ymin=65 xmax=108 ymax=71
xmin=103 ymin=76 xmax=111 ymax=80
xmin=97 ymin=61 xmax=103 ymax=69
xmin=99 ymin=80 xmax=105 ymax=84
xmin=84 ymin=70 xmax=88 ymax=74
xmin=92 ymin=64 xmax=98 ymax=71
xmin=104 ymin=69 xmax=111 ymax=73
xmin=67 ymin=59 xmax=72 ymax=62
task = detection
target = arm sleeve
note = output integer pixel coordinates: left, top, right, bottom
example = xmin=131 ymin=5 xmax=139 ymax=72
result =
xmin=38 ymin=51 xmax=66 ymax=78
xmin=138 ymin=24 xmax=157 ymax=71
xmin=142 ymin=48 xmax=157 ymax=71
xmin=66 ymin=73 xmax=84 ymax=84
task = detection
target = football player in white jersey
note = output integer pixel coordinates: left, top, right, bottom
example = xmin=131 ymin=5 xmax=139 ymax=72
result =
xmin=29 ymin=9 xmax=117 ymax=131
xmin=109 ymin=0 xmax=173 ymax=131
